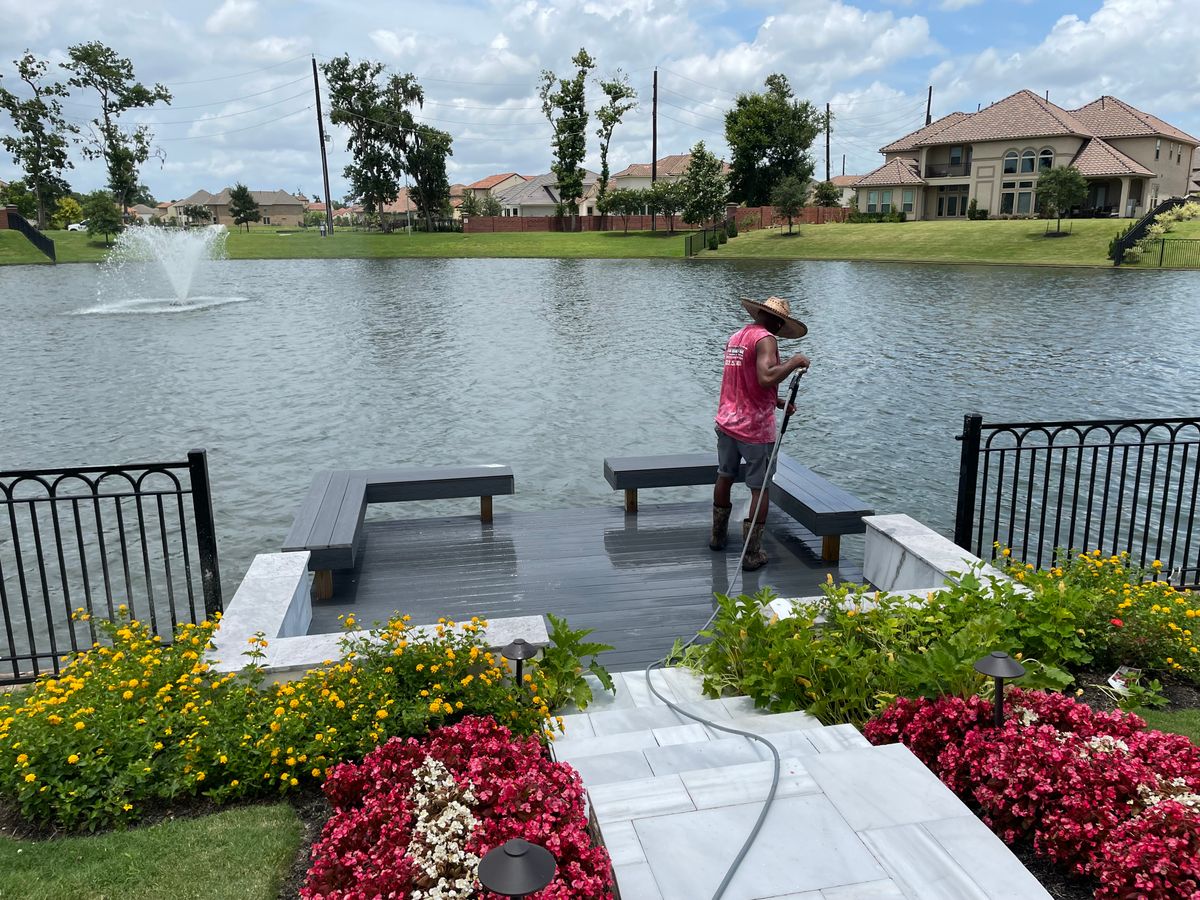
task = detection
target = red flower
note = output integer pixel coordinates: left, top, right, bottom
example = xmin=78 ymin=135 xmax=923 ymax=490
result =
xmin=1110 ymin=618 xmax=1123 ymax=627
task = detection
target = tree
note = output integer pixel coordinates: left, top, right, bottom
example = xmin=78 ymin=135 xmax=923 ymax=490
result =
xmin=0 ymin=52 xmax=76 ymax=229
xmin=594 ymin=69 xmax=636 ymax=206
xmin=51 ymin=195 xmax=83 ymax=229
xmin=228 ymin=183 xmax=260 ymax=232
xmin=1036 ymin=165 xmax=1088 ymax=234
xmin=724 ymin=73 xmax=824 ymax=206
xmin=599 ymin=187 xmax=643 ymax=233
xmin=648 ymin=180 xmax=684 ymax=232
xmin=680 ymin=141 xmax=728 ymax=226
xmin=0 ymin=179 xmax=37 ymax=219
xmin=63 ymin=42 xmax=172 ymax=212
xmin=480 ymin=191 xmax=502 ymax=217
xmin=404 ymin=124 xmax=453 ymax=230
xmin=813 ymin=180 xmax=842 ymax=207
xmin=459 ymin=190 xmax=481 ymax=217
xmin=539 ymin=48 xmax=595 ymax=222
xmin=771 ymin=175 xmax=808 ymax=234
xmin=182 ymin=204 xmax=211 ymax=225
xmin=129 ymin=183 xmax=156 ymax=207
xmin=81 ymin=189 xmax=122 ymax=245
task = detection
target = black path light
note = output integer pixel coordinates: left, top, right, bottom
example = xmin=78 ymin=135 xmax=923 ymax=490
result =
xmin=974 ymin=651 xmax=1027 ymax=727
xmin=478 ymin=838 xmax=556 ymax=898
xmin=501 ymin=638 xmax=539 ymax=686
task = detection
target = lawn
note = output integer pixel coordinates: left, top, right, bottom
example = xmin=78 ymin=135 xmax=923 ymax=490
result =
xmin=707 ymin=218 xmax=1126 ymax=266
xmin=0 ymin=803 xmax=303 ymax=900
xmin=1166 ymin=219 xmax=1200 ymax=238
xmin=1137 ymin=707 xmax=1200 ymax=743
xmin=0 ymin=226 xmax=690 ymax=266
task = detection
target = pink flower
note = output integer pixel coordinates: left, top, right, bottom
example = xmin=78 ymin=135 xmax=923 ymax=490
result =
xmin=1110 ymin=618 xmax=1123 ymax=627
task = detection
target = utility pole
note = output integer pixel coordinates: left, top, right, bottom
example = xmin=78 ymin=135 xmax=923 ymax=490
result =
xmin=825 ymin=102 xmax=831 ymax=183
xmin=312 ymin=56 xmax=334 ymax=236
xmin=925 ymin=85 xmax=933 ymax=126
xmin=651 ymin=67 xmax=658 ymax=232
xmin=841 ymin=154 xmax=845 ymax=177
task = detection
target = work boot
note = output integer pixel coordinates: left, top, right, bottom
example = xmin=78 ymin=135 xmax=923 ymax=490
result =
xmin=741 ymin=519 xmax=768 ymax=571
xmin=709 ymin=505 xmax=733 ymax=551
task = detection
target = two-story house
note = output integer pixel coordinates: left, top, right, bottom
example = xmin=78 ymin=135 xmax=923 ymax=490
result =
xmin=853 ymin=90 xmax=1198 ymax=220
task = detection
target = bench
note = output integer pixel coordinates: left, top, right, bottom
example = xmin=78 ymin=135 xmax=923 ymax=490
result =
xmin=282 ymin=465 xmax=515 ymax=599
xmin=602 ymin=452 xmax=873 ymax=562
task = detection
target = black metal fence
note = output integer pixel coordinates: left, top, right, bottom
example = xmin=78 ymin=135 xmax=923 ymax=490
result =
xmin=1130 ymin=238 xmax=1200 ymax=269
xmin=1110 ymin=196 xmax=1187 ymax=265
xmin=0 ymin=450 xmax=222 ymax=684
xmin=6 ymin=207 xmax=56 ymax=262
xmin=684 ymin=221 xmax=728 ymax=257
xmin=954 ymin=415 xmax=1200 ymax=586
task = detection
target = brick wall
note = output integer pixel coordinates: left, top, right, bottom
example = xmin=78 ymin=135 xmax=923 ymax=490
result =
xmin=727 ymin=205 xmax=851 ymax=230
xmin=0 ymin=205 xmax=14 ymax=230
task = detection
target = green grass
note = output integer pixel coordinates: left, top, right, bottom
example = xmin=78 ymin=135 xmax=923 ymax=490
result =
xmin=1166 ymin=219 xmax=1200 ymax=238
xmin=0 ymin=803 xmax=303 ymax=900
xmin=0 ymin=227 xmax=689 ymax=265
xmin=1137 ymin=707 xmax=1200 ymax=743
xmin=707 ymin=219 xmax=1125 ymax=266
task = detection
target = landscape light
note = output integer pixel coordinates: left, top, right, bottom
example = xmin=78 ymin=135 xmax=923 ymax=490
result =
xmin=477 ymin=838 xmax=556 ymax=898
xmin=974 ymin=651 xmax=1027 ymax=727
xmin=500 ymin=638 xmax=539 ymax=685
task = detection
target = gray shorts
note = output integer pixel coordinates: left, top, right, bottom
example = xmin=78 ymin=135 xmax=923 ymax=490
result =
xmin=715 ymin=426 xmax=776 ymax=489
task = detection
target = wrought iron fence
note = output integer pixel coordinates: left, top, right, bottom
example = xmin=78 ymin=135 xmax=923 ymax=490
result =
xmin=1111 ymin=196 xmax=1186 ymax=265
xmin=954 ymin=415 xmax=1200 ymax=586
xmin=1130 ymin=238 xmax=1200 ymax=269
xmin=684 ymin=221 xmax=728 ymax=257
xmin=0 ymin=450 xmax=221 ymax=684
xmin=6 ymin=208 xmax=56 ymax=262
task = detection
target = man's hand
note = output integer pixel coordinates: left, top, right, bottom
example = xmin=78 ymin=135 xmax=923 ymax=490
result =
xmin=789 ymin=353 xmax=811 ymax=372
xmin=776 ymin=398 xmax=797 ymax=414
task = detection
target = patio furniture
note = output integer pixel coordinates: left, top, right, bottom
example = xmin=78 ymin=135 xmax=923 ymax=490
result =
xmin=602 ymin=452 xmax=873 ymax=562
xmin=283 ymin=465 xmax=515 ymax=599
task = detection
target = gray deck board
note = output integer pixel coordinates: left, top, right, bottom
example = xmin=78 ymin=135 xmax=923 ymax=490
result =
xmin=309 ymin=500 xmax=862 ymax=670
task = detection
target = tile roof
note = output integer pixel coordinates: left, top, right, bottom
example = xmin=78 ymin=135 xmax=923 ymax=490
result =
xmin=467 ymin=172 xmax=521 ymax=190
xmin=915 ymin=90 xmax=1092 ymax=145
xmin=853 ymin=158 xmax=925 ymax=187
xmin=879 ymin=112 xmax=969 ymax=153
xmin=612 ymin=153 xmax=696 ymax=179
xmin=1070 ymin=96 xmax=1199 ymax=145
xmin=830 ymin=175 xmax=861 ymax=187
xmin=189 ymin=188 xmax=304 ymax=206
xmin=493 ymin=170 xmax=600 ymax=206
xmin=1069 ymin=138 xmax=1155 ymax=178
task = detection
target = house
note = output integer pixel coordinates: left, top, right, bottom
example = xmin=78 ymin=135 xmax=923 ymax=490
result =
xmin=807 ymin=174 xmax=860 ymax=206
xmin=853 ymin=90 xmax=1199 ymax=220
xmin=125 ymin=204 xmax=157 ymax=223
xmin=175 ymin=188 xmax=306 ymax=227
xmin=493 ymin=170 xmax=602 ymax=216
xmin=464 ymin=173 xmax=526 ymax=201
xmin=156 ymin=201 xmax=172 ymax=219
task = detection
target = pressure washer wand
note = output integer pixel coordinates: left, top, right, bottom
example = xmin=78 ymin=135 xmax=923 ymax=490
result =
xmin=778 ymin=366 xmax=807 ymax=439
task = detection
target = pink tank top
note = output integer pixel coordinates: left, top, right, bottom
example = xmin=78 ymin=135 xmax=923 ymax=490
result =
xmin=715 ymin=324 xmax=778 ymax=443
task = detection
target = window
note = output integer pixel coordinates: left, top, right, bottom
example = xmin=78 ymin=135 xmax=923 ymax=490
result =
xmin=1003 ymin=151 xmax=1018 ymax=174
xmin=1017 ymin=191 xmax=1033 ymax=214
xmin=949 ymin=146 xmax=963 ymax=167
xmin=867 ymin=190 xmax=878 ymax=213
xmin=262 ymin=216 xmax=271 ymax=225
xmin=1039 ymin=149 xmax=1054 ymax=170
xmin=881 ymin=190 xmax=893 ymax=213
xmin=1155 ymin=139 xmax=1161 ymax=160
xmin=902 ymin=189 xmax=914 ymax=213
xmin=935 ymin=184 xmax=969 ymax=217
xmin=1020 ymin=149 xmax=1036 ymax=173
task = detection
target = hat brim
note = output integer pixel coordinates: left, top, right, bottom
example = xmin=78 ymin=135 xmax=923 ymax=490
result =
xmin=741 ymin=298 xmax=807 ymax=339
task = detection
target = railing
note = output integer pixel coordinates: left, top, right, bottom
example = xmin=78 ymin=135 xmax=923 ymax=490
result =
xmin=1130 ymin=238 xmax=1200 ymax=269
xmin=924 ymin=163 xmax=972 ymax=178
xmin=6 ymin=207 xmax=56 ymax=262
xmin=954 ymin=415 xmax=1200 ymax=587
xmin=683 ymin=221 xmax=728 ymax=257
xmin=0 ymin=450 xmax=222 ymax=684
xmin=1111 ymin=196 xmax=1187 ymax=265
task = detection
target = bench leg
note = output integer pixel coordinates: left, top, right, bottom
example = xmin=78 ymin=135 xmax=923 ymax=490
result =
xmin=821 ymin=536 xmax=840 ymax=563
xmin=313 ymin=570 xmax=334 ymax=601
xmin=480 ymin=495 xmax=493 ymax=523
xmin=624 ymin=489 xmax=638 ymax=514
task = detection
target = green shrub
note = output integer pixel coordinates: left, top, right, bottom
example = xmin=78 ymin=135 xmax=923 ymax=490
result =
xmin=726 ymin=218 xmax=738 ymax=238
xmin=1108 ymin=222 xmax=1137 ymax=261
xmin=707 ymin=233 xmax=719 ymax=250
xmin=0 ymin=609 xmax=605 ymax=831
xmin=848 ymin=211 xmax=907 ymax=224
xmin=717 ymin=229 xmax=728 ymax=244
xmin=677 ymin=551 xmax=1200 ymax=727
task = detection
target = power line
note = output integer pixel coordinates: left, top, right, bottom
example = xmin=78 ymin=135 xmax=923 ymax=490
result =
xmin=326 ymin=106 xmax=553 ymax=143
xmin=155 ymin=105 xmax=313 ymax=141
xmin=131 ymin=89 xmax=313 ymax=126
xmin=658 ymin=110 xmax=727 ymax=140
xmin=658 ymin=85 xmax=729 ymax=114
xmin=660 ymin=69 xmax=739 ymax=100
xmin=156 ymin=54 xmax=311 ymax=86
xmin=149 ymin=75 xmax=311 ymax=108
xmin=657 ymin=97 xmax=726 ymax=124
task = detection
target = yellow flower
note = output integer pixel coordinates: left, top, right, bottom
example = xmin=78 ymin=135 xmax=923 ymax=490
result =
xmin=24 ymin=773 xmax=36 ymax=783
xmin=122 ymin=690 xmax=134 ymax=700
xmin=1001 ymin=548 xmax=1011 ymax=557
xmin=16 ymin=753 xmax=28 ymax=765
xmin=230 ymin=780 xmax=239 ymax=788
xmin=312 ymin=768 xmax=321 ymax=778
xmin=196 ymin=772 xmax=206 ymax=782
xmin=375 ymin=709 xmax=388 ymax=719
xmin=67 ymin=754 xmax=79 ymax=765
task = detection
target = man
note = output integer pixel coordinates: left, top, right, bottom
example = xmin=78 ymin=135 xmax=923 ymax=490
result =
xmin=711 ymin=296 xmax=810 ymax=570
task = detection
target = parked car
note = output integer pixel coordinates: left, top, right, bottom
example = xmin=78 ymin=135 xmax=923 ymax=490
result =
xmin=66 ymin=220 xmax=89 ymax=232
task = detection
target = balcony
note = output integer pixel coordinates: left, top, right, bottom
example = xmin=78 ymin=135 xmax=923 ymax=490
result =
xmin=924 ymin=163 xmax=972 ymax=178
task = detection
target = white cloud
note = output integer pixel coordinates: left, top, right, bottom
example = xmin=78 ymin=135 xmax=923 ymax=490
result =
xmin=204 ymin=0 xmax=258 ymax=35
xmin=938 ymin=0 xmax=982 ymax=10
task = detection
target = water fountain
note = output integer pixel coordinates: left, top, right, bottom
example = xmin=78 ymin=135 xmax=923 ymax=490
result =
xmin=85 ymin=225 xmax=245 ymax=314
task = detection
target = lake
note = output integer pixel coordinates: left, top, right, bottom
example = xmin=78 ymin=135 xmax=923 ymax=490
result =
xmin=2 ymin=256 xmax=1198 ymax=595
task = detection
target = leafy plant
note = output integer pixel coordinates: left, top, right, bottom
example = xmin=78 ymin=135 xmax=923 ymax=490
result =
xmin=531 ymin=613 xmax=614 ymax=712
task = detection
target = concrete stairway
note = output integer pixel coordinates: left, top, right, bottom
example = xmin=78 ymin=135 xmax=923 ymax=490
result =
xmin=552 ymin=668 xmax=1050 ymax=900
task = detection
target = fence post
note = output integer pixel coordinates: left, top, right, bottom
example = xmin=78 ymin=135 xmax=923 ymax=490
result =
xmin=1159 ymin=238 xmax=1166 ymax=267
xmin=953 ymin=413 xmax=984 ymax=551
xmin=187 ymin=449 xmax=223 ymax=617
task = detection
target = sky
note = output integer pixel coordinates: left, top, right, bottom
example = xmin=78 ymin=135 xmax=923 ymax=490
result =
xmin=1 ymin=0 xmax=1197 ymax=204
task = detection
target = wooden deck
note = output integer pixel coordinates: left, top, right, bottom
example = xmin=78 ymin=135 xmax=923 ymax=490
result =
xmin=310 ymin=501 xmax=863 ymax=671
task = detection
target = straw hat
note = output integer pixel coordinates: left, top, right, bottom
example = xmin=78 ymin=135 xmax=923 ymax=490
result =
xmin=740 ymin=296 xmax=807 ymax=339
